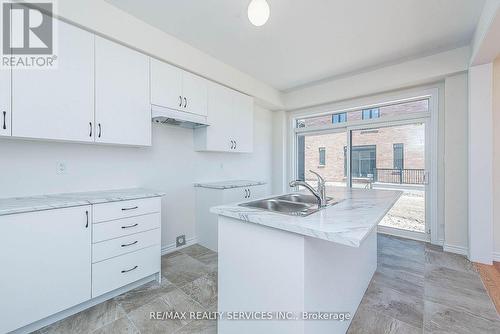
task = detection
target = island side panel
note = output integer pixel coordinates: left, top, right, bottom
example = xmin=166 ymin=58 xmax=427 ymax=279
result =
xmin=304 ymin=228 xmax=377 ymax=334
xmin=218 ymin=216 xmax=305 ymax=334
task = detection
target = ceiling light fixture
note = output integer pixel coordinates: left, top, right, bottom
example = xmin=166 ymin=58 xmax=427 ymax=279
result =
xmin=247 ymin=0 xmax=270 ymax=27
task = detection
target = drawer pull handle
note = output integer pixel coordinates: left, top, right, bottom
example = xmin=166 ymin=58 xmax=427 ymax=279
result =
xmin=121 ymin=265 xmax=138 ymax=273
xmin=121 ymin=223 xmax=139 ymax=229
xmin=121 ymin=240 xmax=138 ymax=247
xmin=121 ymin=206 xmax=138 ymax=211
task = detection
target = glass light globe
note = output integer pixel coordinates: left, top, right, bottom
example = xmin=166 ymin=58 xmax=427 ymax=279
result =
xmin=248 ymin=0 xmax=270 ymax=27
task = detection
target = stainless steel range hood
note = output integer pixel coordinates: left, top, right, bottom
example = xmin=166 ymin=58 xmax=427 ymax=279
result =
xmin=151 ymin=105 xmax=209 ymax=129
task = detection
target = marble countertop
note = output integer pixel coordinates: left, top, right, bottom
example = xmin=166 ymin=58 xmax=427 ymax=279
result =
xmin=211 ymin=187 xmax=402 ymax=248
xmin=0 ymin=188 xmax=165 ymax=216
xmin=194 ymin=180 xmax=266 ymax=189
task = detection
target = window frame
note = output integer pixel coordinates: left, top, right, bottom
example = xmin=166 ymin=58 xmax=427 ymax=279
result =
xmin=393 ymin=143 xmax=404 ymax=170
xmin=318 ymin=147 xmax=326 ymax=167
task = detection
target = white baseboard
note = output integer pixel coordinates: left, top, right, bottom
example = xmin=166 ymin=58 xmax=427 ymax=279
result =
xmin=493 ymin=252 xmax=500 ymax=262
xmin=443 ymin=244 xmax=469 ymax=256
xmin=161 ymin=236 xmax=198 ymax=255
xmin=377 ymin=226 xmax=430 ymax=243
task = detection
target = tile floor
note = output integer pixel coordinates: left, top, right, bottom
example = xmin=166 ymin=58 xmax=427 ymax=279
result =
xmin=34 ymin=235 xmax=499 ymax=334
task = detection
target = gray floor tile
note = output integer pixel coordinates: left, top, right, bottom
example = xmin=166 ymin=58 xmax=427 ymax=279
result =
xmin=348 ymin=305 xmax=421 ymax=334
xmin=360 ymin=280 xmax=424 ymax=328
xmin=175 ymin=319 xmax=217 ymax=334
xmin=91 ymin=317 xmax=139 ymax=334
xmin=425 ymin=248 xmax=476 ymax=274
xmin=425 ymin=264 xmax=486 ymax=294
xmin=195 ymin=252 xmax=218 ymax=271
xmin=424 ymin=282 xmax=499 ymax=322
xmin=161 ymin=287 xmax=205 ymax=316
xmin=180 ymin=274 xmax=218 ymax=308
xmin=127 ymin=297 xmax=183 ymax=334
xmin=372 ymin=269 xmax=424 ymax=298
xmin=378 ymin=252 xmax=425 ymax=277
xmin=181 ymin=244 xmax=214 ymax=258
xmin=38 ymin=300 xmax=126 ymax=334
xmin=114 ymin=277 xmax=176 ymax=313
xmin=423 ymin=300 xmax=500 ymax=334
xmin=161 ymin=252 xmax=212 ymax=286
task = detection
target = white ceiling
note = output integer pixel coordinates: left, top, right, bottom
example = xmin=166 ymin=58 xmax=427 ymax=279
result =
xmin=106 ymin=0 xmax=485 ymax=91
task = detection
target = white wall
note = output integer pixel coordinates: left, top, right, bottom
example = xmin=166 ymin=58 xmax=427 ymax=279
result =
xmin=468 ymin=63 xmax=494 ymax=264
xmin=443 ymin=73 xmax=469 ymax=254
xmin=0 ymin=107 xmax=274 ymax=250
xmin=283 ymin=47 xmax=470 ymax=110
xmin=493 ymin=58 xmax=500 ymax=260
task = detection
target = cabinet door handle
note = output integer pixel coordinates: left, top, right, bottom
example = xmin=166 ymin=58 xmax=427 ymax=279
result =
xmin=183 ymin=97 xmax=187 ymax=108
xmin=121 ymin=223 xmax=138 ymax=229
xmin=121 ymin=240 xmax=138 ymax=247
xmin=98 ymin=123 xmax=101 ymax=138
xmin=2 ymin=111 xmax=6 ymax=130
xmin=89 ymin=122 xmax=92 ymax=137
xmin=85 ymin=210 xmax=89 ymax=228
xmin=244 ymin=189 xmax=247 ymax=198
xmin=234 ymin=140 xmax=237 ymax=150
xmin=249 ymin=188 xmax=251 ymax=197
xmin=121 ymin=206 xmax=138 ymax=211
xmin=179 ymin=96 xmax=182 ymax=107
xmin=121 ymin=265 xmax=138 ymax=273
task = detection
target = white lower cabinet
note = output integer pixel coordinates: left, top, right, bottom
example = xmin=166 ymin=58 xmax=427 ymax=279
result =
xmin=195 ymin=183 xmax=267 ymax=251
xmin=0 ymin=195 xmax=162 ymax=333
xmin=0 ymin=206 xmax=92 ymax=334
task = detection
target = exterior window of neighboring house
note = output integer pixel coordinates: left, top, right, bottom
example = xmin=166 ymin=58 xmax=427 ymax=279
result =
xmin=393 ymin=143 xmax=404 ymax=170
xmin=319 ymin=147 xmax=326 ymax=166
xmin=332 ymin=112 xmax=347 ymax=124
xmin=345 ymin=145 xmax=376 ymax=178
xmin=362 ymin=108 xmax=380 ymax=120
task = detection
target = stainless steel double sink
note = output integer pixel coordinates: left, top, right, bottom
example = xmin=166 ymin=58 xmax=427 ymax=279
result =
xmin=239 ymin=193 xmax=340 ymax=217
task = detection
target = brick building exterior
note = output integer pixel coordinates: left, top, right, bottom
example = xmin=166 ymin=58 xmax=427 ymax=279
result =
xmin=298 ymin=100 xmax=427 ymax=184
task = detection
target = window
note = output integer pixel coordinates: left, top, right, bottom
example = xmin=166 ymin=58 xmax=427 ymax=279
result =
xmin=393 ymin=143 xmax=404 ymax=170
xmin=332 ymin=112 xmax=347 ymax=124
xmin=318 ymin=147 xmax=326 ymax=166
xmin=362 ymin=108 xmax=380 ymax=120
xmin=348 ymin=145 xmax=376 ymax=178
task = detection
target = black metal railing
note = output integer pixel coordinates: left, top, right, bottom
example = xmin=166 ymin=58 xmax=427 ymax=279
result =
xmin=374 ymin=168 xmax=425 ymax=185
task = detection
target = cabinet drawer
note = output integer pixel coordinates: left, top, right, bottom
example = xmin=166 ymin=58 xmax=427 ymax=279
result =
xmin=93 ymin=213 xmax=160 ymax=243
xmin=93 ymin=197 xmax=161 ymax=223
xmin=92 ymin=245 xmax=160 ymax=298
xmin=93 ymin=228 xmax=160 ymax=263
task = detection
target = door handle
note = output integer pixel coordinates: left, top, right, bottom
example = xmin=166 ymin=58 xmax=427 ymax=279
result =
xmin=2 ymin=111 xmax=6 ymax=130
xmin=179 ymin=96 xmax=182 ymax=107
xmin=121 ymin=223 xmax=139 ymax=229
xmin=244 ymin=189 xmax=248 ymax=198
xmin=121 ymin=265 xmax=138 ymax=273
xmin=85 ymin=210 xmax=89 ymax=228
xmin=98 ymin=123 xmax=101 ymax=138
xmin=121 ymin=240 xmax=138 ymax=247
xmin=89 ymin=122 xmax=92 ymax=137
xmin=230 ymin=140 xmax=234 ymax=149
xmin=248 ymin=188 xmax=251 ymax=198
xmin=183 ymin=97 xmax=187 ymax=108
xmin=121 ymin=206 xmax=138 ymax=211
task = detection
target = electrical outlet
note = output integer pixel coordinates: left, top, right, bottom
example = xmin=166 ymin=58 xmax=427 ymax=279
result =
xmin=56 ymin=162 xmax=67 ymax=174
xmin=176 ymin=235 xmax=186 ymax=247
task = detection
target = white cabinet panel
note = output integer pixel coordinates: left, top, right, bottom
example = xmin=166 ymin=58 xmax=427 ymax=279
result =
xmin=0 ymin=206 xmax=92 ymax=333
xmin=93 ymin=197 xmax=161 ymax=223
xmin=95 ymin=36 xmax=151 ymax=146
xmin=183 ymin=71 xmax=208 ymax=116
xmin=12 ymin=19 xmax=94 ymax=142
xmin=0 ymin=67 xmax=10 ymax=137
xmin=232 ymin=93 xmax=254 ymax=153
xmin=150 ymin=58 xmax=183 ymax=110
xmin=194 ymin=83 xmax=253 ymax=153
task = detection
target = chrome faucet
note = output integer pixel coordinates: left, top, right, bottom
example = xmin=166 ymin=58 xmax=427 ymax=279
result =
xmin=289 ymin=170 xmax=328 ymax=207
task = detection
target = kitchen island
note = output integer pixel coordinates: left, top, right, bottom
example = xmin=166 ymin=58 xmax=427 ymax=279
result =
xmin=211 ymin=187 xmax=401 ymax=334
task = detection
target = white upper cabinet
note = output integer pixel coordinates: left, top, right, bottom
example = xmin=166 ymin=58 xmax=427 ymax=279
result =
xmin=182 ymin=71 xmax=208 ymax=116
xmin=95 ymin=36 xmax=151 ymax=146
xmin=150 ymin=58 xmax=208 ymax=117
xmin=194 ymin=82 xmax=254 ymax=153
xmin=0 ymin=67 xmax=10 ymax=137
xmin=12 ymin=19 xmax=94 ymax=142
xmin=150 ymin=58 xmax=183 ymax=110
xmin=0 ymin=206 xmax=92 ymax=333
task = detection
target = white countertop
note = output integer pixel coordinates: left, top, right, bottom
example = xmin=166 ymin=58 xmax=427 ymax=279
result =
xmin=0 ymin=188 xmax=165 ymax=216
xmin=194 ymin=180 xmax=266 ymax=189
xmin=211 ymin=187 xmax=402 ymax=247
